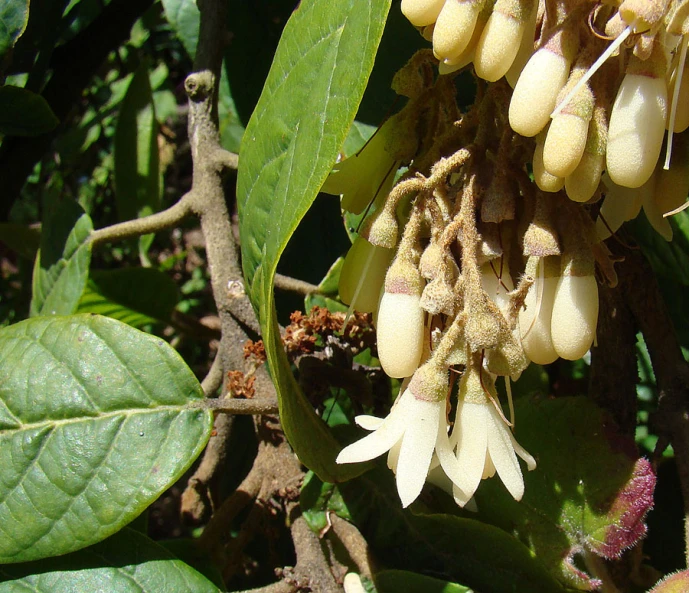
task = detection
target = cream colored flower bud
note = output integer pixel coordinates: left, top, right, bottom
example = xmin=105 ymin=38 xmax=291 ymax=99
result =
xmin=433 ymin=0 xmax=483 ymax=62
xmin=543 ymin=113 xmax=589 ymax=178
xmin=607 ymin=46 xmax=668 ymax=188
xmin=533 ymin=131 xmax=565 ymax=192
xmin=377 ymin=258 xmax=425 ymax=378
xmin=505 ymin=4 xmax=537 ymax=87
xmin=565 ymin=152 xmax=605 ymax=203
xmin=607 ymin=73 xmax=667 ymax=188
xmin=550 ymin=273 xmax=598 ymax=361
xmin=509 ymin=29 xmax=578 ymax=137
xmin=519 ymin=257 xmax=559 ymax=365
xmin=619 ymin=0 xmax=670 ymax=32
xmin=474 ymin=0 xmax=535 ymax=82
xmin=667 ymin=59 xmax=689 ymax=133
xmin=402 ymin=0 xmax=446 ymax=26
xmin=339 ymin=236 xmax=394 ymax=313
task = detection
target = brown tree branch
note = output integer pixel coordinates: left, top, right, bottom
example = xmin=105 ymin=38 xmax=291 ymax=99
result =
xmin=201 ymin=397 xmax=279 ymax=415
xmin=89 ymin=193 xmax=194 ymax=247
xmin=274 ymin=273 xmax=321 ymax=296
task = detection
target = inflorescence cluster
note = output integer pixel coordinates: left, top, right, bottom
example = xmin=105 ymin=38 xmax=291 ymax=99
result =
xmin=321 ymin=0 xmax=689 ymax=508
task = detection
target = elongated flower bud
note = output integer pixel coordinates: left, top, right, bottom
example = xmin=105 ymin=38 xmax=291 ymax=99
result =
xmin=509 ymin=27 xmax=579 ymax=137
xmin=474 ymin=0 xmax=536 ymax=82
xmin=377 ymin=257 xmax=425 ymax=378
xmin=533 ymin=130 xmax=565 ymax=192
xmin=565 ymin=102 xmax=607 ymax=203
xmin=550 ymin=225 xmax=598 ymax=361
xmin=607 ymin=45 xmax=668 ymax=188
xmin=519 ymin=257 xmax=559 ymax=365
xmin=505 ymin=4 xmax=537 ymax=87
xmin=433 ymin=0 xmax=484 ymax=62
xmin=402 ymin=0 xmax=446 ymax=26
xmin=543 ymin=64 xmax=594 ymax=178
xmin=667 ymin=57 xmax=689 ymax=133
xmin=437 ymin=4 xmax=490 ymax=74
xmin=339 ymin=236 xmax=394 ymax=313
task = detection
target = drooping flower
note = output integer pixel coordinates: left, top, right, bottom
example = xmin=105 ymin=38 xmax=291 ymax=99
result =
xmin=449 ymin=364 xmax=536 ymax=506
xmin=336 ymin=363 xmax=469 ymax=507
xmin=321 ymin=116 xmax=405 ymax=215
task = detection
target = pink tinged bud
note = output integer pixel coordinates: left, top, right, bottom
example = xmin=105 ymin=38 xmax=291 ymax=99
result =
xmin=519 ymin=260 xmax=558 ymax=365
xmin=338 ymin=237 xmax=394 ymax=313
xmin=607 ymin=74 xmax=668 ymax=188
xmin=401 ymin=0 xmax=446 ymax=27
xmin=509 ymin=47 xmax=571 ymax=137
xmin=433 ymin=0 xmax=482 ymax=62
xmin=550 ymin=274 xmax=599 ymax=361
xmin=377 ymin=291 xmax=425 ymax=378
xmin=474 ymin=11 xmax=525 ymax=82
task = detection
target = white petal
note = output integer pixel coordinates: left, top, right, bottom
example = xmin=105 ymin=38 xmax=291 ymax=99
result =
xmin=482 ymin=452 xmax=497 ymax=479
xmin=336 ymin=392 xmax=412 ymax=464
xmin=387 ymin=438 xmax=402 ymax=472
xmin=396 ymin=398 xmax=440 ymax=507
xmin=485 ymin=407 xmax=525 ymax=501
xmin=453 ymin=401 xmax=489 ymax=501
xmin=436 ymin=406 xmax=473 ymax=497
xmin=355 ymin=415 xmax=385 ymax=431
xmin=512 ymin=436 xmax=537 ymax=471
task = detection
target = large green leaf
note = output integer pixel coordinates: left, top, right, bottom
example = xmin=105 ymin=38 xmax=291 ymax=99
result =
xmin=337 ymin=470 xmax=567 ymax=593
xmin=30 ymin=200 xmax=92 ymax=317
xmin=474 ymin=396 xmax=655 ymax=590
xmin=114 ymin=62 xmax=160 ymax=224
xmin=237 ymin=0 xmax=391 ymax=482
xmin=375 ymin=570 xmax=471 ymax=593
xmin=0 ymin=85 xmax=59 ymax=137
xmin=0 ymin=315 xmax=212 ymax=563
xmin=0 ymin=527 xmax=221 ymax=592
xmin=77 ymin=268 xmax=180 ymax=328
xmin=0 ymin=0 xmax=29 ymax=58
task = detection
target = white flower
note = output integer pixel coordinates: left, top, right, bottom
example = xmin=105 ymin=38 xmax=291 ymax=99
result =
xmin=336 ymin=381 xmax=468 ymax=508
xmin=449 ymin=366 xmax=536 ymax=507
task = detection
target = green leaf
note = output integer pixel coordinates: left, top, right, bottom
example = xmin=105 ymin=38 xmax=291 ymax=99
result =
xmin=0 ymin=223 xmax=41 ymax=261
xmin=0 ymin=85 xmax=59 ymax=136
xmin=0 ymin=527 xmax=221 ymax=592
xmin=0 ymin=0 xmax=29 ymax=58
xmin=30 ymin=200 xmax=92 ymax=317
xmin=339 ymin=469 xmax=566 ymax=593
xmin=237 ymin=0 xmax=391 ymax=482
xmin=0 ymin=315 xmax=212 ymax=563
xmin=114 ymin=62 xmax=160 ymax=224
xmin=160 ymin=0 xmax=199 ymax=58
xmin=375 ymin=570 xmax=471 ymax=593
xmin=304 ymin=257 xmax=347 ymax=313
xmin=77 ymin=268 xmax=180 ymax=328
xmin=474 ymin=396 xmax=655 ymax=590
xmin=300 ymin=471 xmax=351 ymax=532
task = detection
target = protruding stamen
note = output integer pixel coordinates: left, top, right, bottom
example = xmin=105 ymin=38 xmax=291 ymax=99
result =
xmin=552 ymin=26 xmax=632 ymax=118
xmin=664 ymin=35 xmax=688 ymax=170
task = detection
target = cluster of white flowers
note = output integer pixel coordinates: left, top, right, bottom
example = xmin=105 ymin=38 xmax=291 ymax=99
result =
xmin=320 ymin=0 xmax=689 ymax=508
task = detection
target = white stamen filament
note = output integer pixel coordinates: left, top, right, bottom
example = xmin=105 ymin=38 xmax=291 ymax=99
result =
xmin=343 ymin=241 xmax=377 ymax=329
xmin=551 ymin=26 xmax=632 ymax=118
xmin=505 ymin=375 xmax=515 ymax=429
xmin=664 ymin=35 xmax=688 ymax=170
xmin=522 ymin=257 xmax=545 ymax=339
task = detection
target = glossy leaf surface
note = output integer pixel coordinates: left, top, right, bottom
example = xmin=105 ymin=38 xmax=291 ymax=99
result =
xmin=0 ymin=315 xmax=212 ymax=563
xmin=0 ymin=527 xmax=221 ymax=592
xmin=237 ymin=0 xmax=391 ymax=482
xmin=30 ymin=200 xmax=92 ymax=317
